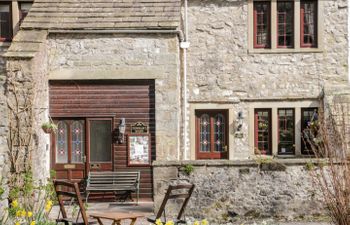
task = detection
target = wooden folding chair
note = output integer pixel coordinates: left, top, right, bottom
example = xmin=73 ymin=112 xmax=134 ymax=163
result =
xmin=147 ymin=184 xmax=195 ymax=225
xmin=54 ymin=180 xmax=97 ymax=225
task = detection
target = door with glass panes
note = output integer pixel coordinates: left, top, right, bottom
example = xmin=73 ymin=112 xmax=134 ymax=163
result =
xmin=52 ymin=118 xmax=113 ymax=182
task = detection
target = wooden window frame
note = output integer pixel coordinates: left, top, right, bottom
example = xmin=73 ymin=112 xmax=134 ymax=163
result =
xmin=300 ymin=0 xmax=317 ymax=48
xmin=195 ymin=110 xmax=228 ymax=160
xmin=277 ymin=108 xmax=295 ymax=155
xmin=277 ymin=1 xmax=294 ymax=48
xmin=253 ymin=1 xmax=271 ymax=48
xmin=301 ymin=108 xmax=318 ymax=155
xmin=254 ymin=109 xmax=272 ymax=155
xmin=0 ymin=2 xmax=12 ymax=42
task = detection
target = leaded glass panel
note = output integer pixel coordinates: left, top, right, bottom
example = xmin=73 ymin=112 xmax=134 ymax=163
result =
xmin=200 ymin=114 xmax=210 ymax=152
xmin=214 ymin=114 xmax=225 ymax=152
xmin=71 ymin=120 xmax=85 ymax=163
xmin=56 ymin=121 xmax=68 ymax=163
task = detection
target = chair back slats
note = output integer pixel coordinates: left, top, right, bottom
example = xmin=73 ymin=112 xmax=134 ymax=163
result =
xmin=53 ymin=179 xmax=89 ymax=225
xmin=155 ymin=183 xmax=195 ymax=221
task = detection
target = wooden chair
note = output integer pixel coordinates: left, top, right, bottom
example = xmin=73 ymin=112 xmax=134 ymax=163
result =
xmin=147 ymin=184 xmax=195 ymax=225
xmin=54 ymin=180 xmax=97 ymax=225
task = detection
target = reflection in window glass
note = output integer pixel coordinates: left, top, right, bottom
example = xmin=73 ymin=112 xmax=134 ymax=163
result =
xmin=277 ymin=1 xmax=294 ymax=48
xmin=90 ymin=120 xmax=112 ymax=162
xmin=255 ymin=109 xmax=272 ymax=155
xmin=0 ymin=4 xmax=11 ymax=41
xmin=278 ymin=108 xmax=295 ymax=154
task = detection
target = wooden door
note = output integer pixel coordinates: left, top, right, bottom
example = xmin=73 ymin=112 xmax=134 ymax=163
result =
xmin=195 ymin=110 xmax=229 ymax=159
xmin=86 ymin=118 xmax=113 ymax=173
xmin=52 ymin=119 xmax=86 ymax=182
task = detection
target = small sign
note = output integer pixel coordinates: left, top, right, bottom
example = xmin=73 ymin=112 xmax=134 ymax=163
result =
xmin=128 ymin=134 xmax=151 ymax=166
xmin=63 ymin=164 xmax=76 ymax=169
xmin=131 ymin=122 xmax=148 ymax=134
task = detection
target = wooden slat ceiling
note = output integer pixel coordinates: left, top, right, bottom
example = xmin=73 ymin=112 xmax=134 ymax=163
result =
xmin=21 ymin=0 xmax=181 ymax=30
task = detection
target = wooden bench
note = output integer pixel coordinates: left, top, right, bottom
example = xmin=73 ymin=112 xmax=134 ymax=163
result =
xmin=86 ymin=171 xmax=140 ymax=204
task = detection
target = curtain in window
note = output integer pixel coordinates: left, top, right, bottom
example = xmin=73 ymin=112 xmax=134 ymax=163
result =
xmin=301 ymin=1 xmax=317 ymax=46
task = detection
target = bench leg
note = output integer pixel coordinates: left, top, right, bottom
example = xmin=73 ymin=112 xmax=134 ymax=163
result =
xmin=85 ymin=191 xmax=90 ymax=203
xmin=137 ymin=189 xmax=139 ymax=205
xmin=130 ymin=218 xmax=137 ymax=225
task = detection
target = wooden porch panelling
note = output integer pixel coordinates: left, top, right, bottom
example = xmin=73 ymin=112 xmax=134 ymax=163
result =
xmin=49 ymin=80 xmax=156 ymax=199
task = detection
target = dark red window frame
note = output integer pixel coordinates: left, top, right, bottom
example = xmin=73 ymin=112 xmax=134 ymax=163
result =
xmin=278 ymin=108 xmax=295 ymax=155
xmin=195 ymin=110 xmax=228 ymax=160
xmin=254 ymin=109 xmax=272 ymax=155
xmin=300 ymin=0 xmax=317 ymax=47
xmin=277 ymin=1 xmax=294 ymax=48
xmin=254 ymin=1 xmax=271 ymax=48
xmin=0 ymin=2 xmax=12 ymax=42
xmin=301 ymin=108 xmax=318 ymax=155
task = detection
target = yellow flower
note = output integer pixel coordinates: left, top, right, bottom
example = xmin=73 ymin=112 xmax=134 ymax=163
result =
xmin=15 ymin=222 xmax=20 ymax=225
xmin=16 ymin=210 xmax=21 ymax=217
xmin=30 ymin=221 xmax=36 ymax=225
xmin=165 ymin=221 xmax=174 ymax=225
xmin=201 ymin=219 xmax=209 ymax=225
xmin=155 ymin=219 xmax=163 ymax=225
xmin=27 ymin=211 xmax=33 ymax=217
xmin=45 ymin=200 xmax=53 ymax=212
xmin=20 ymin=210 xmax=26 ymax=217
xmin=193 ymin=221 xmax=200 ymax=225
xmin=11 ymin=200 xmax=18 ymax=208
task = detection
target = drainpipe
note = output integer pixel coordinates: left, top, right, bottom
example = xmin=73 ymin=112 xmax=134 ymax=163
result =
xmin=180 ymin=0 xmax=190 ymax=160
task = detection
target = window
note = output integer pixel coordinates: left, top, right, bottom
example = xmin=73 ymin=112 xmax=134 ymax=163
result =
xmin=0 ymin=3 xmax=12 ymax=41
xmin=19 ymin=2 xmax=32 ymax=24
xmin=254 ymin=1 xmax=271 ymax=48
xmin=250 ymin=0 xmax=320 ymax=51
xmin=277 ymin=1 xmax=294 ymax=48
xmin=301 ymin=0 xmax=317 ymax=47
xmin=301 ymin=108 xmax=318 ymax=154
xmin=55 ymin=120 xmax=85 ymax=164
xmin=254 ymin=109 xmax=272 ymax=155
xmin=278 ymin=108 xmax=295 ymax=154
xmin=196 ymin=110 xmax=228 ymax=159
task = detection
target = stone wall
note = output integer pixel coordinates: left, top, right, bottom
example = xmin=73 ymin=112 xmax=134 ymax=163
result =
xmin=153 ymin=160 xmax=326 ymax=223
xmin=187 ymin=0 xmax=348 ymax=101
xmin=47 ymin=33 xmax=181 ymax=160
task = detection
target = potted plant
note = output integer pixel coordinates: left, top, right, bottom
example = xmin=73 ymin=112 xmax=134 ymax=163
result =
xmin=41 ymin=122 xmax=57 ymax=134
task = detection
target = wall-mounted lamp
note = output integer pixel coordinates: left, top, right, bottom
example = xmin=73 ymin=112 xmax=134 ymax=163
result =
xmin=236 ymin=111 xmax=244 ymax=132
xmin=118 ymin=118 xmax=126 ymax=144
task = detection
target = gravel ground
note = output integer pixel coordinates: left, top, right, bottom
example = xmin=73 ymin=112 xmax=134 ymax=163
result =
xmin=50 ymin=202 xmax=331 ymax=225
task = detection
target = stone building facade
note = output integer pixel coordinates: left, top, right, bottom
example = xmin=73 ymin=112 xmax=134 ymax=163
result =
xmin=0 ymin=0 xmax=349 ymax=221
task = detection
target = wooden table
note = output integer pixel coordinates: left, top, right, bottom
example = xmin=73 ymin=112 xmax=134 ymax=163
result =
xmin=89 ymin=212 xmax=144 ymax=225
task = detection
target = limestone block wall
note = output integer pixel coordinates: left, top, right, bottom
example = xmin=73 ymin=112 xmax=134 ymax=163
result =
xmin=153 ymin=160 xmax=325 ymax=222
xmin=187 ymin=0 xmax=348 ymax=101
xmin=47 ymin=33 xmax=181 ymax=160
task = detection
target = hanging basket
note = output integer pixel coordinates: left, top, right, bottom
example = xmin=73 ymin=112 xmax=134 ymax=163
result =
xmin=42 ymin=127 xmax=54 ymax=134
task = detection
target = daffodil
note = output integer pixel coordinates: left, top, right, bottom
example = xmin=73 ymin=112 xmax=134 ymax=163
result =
xmin=201 ymin=219 xmax=209 ymax=225
xmin=45 ymin=200 xmax=53 ymax=212
xmin=15 ymin=221 xmax=20 ymax=225
xmin=155 ymin=219 xmax=163 ymax=225
xmin=20 ymin=210 xmax=26 ymax=217
xmin=15 ymin=210 xmax=21 ymax=217
xmin=193 ymin=221 xmax=200 ymax=225
xmin=27 ymin=211 xmax=33 ymax=217
xmin=30 ymin=221 xmax=36 ymax=225
xmin=165 ymin=221 xmax=174 ymax=225
xmin=11 ymin=200 xmax=18 ymax=208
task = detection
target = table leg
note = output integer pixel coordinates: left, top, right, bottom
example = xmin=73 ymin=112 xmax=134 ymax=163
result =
xmin=96 ymin=218 xmax=104 ymax=225
xmin=129 ymin=218 xmax=137 ymax=225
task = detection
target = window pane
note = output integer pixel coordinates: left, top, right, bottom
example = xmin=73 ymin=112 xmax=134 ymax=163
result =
xmin=199 ymin=114 xmax=210 ymax=152
xmin=90 ymin=120 xmax=112 ymax=162
xmin=214 ymin=113 xmax=225 ymax=152
xmin=0 ymin=4 xmax=11 ymax=40
xmin=301 ymin=108 xmax=318 ymax=154
xmin=254 ymin=1 xmax=270 ymax=48
xmin=56 ymin=121 xmax=68 ymax=163
xmin=255 ymin=109 xmax=272 ymax=155
xmin=278 ymin=109 xmax=295 ymax=154
xmin=71 ymin=120 xmax=85 ymax=163
xmin=301 ymin=0 xmax=317 ymax=47
xmin=277 ymin=1 xmax=294 ymax=48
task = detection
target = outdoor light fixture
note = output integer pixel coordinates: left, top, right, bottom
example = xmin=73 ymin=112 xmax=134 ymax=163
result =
xmin=236 ymin=111 xmax=244 ymax=132
xmin=118 ymin=118 xmax=126 ymax=144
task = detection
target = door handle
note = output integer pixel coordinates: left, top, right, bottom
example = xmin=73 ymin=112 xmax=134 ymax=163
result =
xmin=223 ymin=146 xmax=228 ymax=152
xmin=83 ymin=156 xmax=86 ymax=163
